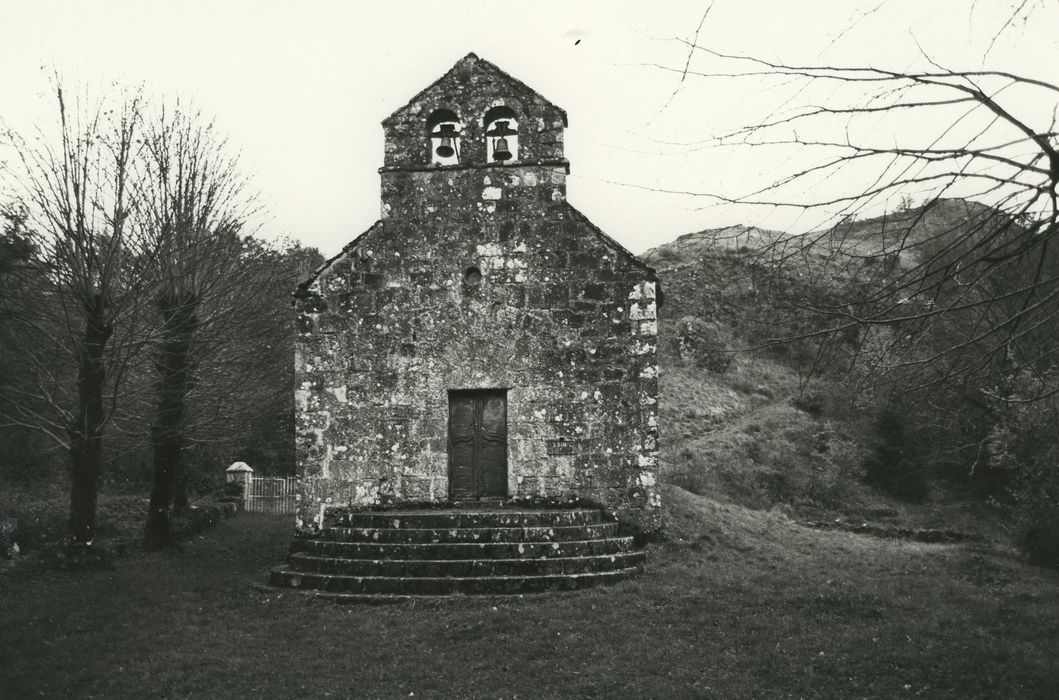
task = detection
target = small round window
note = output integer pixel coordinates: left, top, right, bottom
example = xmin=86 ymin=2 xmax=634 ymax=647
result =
xmin=463 ymin=266 xmax=482 ymax=286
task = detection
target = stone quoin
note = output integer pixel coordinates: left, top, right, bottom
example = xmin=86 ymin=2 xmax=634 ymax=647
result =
xmin=293 ymin=53 xmax=661 ymax=532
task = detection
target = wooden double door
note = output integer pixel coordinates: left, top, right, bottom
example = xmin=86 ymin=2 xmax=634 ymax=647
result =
xmin=448 ymin=390 xmax=507 ymax=500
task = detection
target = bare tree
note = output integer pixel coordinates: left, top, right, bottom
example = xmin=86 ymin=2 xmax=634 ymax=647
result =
xmin=135 ymin=104 xmax=282 ymax=548
xmin=651 ymin=37 xmax=1059 ymax=402
xmin=0 ymin=83 xmax=152 ymax=545
xmin=2 ymin=83 xmax=315 ymax=547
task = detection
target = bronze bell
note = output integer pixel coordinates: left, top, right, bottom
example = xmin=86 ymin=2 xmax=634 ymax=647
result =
xmin=436 ymin=137 xmax=455 ymax=158
xmin=492 ymin=136 xmax=512 ymax=162
xmin=434 ymin=123 xmax=458 ymax=159
xmin=486 ymin=120 xmax=516 ymax=162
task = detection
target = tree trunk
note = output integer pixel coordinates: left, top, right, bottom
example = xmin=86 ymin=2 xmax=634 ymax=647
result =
xmin=144 ymin=294 xmax=198 ymax=549
xmin=67 ymin=295 xmax=112 ymax=545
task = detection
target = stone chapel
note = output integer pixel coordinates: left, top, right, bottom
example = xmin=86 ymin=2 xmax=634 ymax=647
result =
xmin=293 ymin=53 xmax=661 ymax=533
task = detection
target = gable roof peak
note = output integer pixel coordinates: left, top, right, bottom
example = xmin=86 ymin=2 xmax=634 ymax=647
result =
xmin=382 ymin=52 xmax=567 ymax=126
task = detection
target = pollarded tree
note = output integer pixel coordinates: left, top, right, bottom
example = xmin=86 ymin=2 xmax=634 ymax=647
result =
xmin=0 ymin=83 xmax=152 ymax=544
xmin=161 ymin=235 xmax=310 ymax=510
xmin=135 ymin=104 xmax=282 ymax=548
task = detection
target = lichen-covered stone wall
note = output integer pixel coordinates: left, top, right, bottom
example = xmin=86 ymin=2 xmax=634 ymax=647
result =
xmin=294 ymin=54 xmax=660 ymax=532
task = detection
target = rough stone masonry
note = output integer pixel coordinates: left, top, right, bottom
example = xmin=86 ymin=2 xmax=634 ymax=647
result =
xmin=294 ymin=53 xmax=661 ymax=532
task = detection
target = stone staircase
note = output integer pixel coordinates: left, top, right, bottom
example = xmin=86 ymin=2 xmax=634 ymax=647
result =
xmin=269 ymin=507 xmax=646 ymax=597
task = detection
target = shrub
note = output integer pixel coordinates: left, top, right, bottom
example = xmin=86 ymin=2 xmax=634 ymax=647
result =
xmin=1011 ymin=459 xmax=1059 ymax=569
xmin=790 ymin=380 xmax=848 ymax=419
xmin=676 ymin=316 xmax=734 ymax=374
xmin=984 ymin=372 xmax=1059 ymax=568
xmin=862 ymin=405 xmax=930 ymax=502
xmin=791 ymin=389 xmax=824 ymax=417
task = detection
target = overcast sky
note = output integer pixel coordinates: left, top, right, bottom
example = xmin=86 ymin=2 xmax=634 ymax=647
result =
xmin=2 ymin=0 xmax=1056 ymax=256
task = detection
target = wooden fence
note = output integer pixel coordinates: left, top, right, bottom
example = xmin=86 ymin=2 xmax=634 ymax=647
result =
xmin=245 ymin=475 xmax=298 ymax=514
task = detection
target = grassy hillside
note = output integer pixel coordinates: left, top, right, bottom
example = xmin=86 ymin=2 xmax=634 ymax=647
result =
xmin=647 ymin=199 xmax=1025 ymax=539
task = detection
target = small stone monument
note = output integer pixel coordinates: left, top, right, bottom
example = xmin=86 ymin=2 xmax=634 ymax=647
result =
xmin=224 ymin=462 xmax=253 ymax=511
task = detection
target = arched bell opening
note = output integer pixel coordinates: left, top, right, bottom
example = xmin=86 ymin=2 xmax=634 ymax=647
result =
xmin=426 ymin=108 xmax=462 ymax=166
xmin=484 ymin=106 xmax=519 ymax=164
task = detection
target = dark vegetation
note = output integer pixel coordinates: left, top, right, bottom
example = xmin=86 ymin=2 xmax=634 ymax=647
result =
xmin=0 ymin=83 xmax=324 ymax=553
xmin=862 ymin=406 xmax=931 ymax=504
xmin=0 ymin=210 xmax=320 ymax=544
xmin=655 ymin=10 xmax=1059 ymax=566
xmin=647 ymin=198 xmax=1059 ymax=567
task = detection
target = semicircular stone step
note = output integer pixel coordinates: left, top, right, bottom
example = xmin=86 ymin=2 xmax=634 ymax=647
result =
xmin=318 ymin=522 xmax=619 ymax=544
xmin=270 ymin=507 xmax=646 ymax=597
xmin=286 ymin=550 xmax=647 ymax=577
xmin=269 ymin=566 xmax=642 ymax=595
xmin=339 ymin=509 xmax=602 ymax=529
xmin=291 ymin=536 xmax=635 ymax=560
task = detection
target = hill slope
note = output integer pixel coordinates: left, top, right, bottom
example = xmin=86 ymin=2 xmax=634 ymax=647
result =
xmin=648 ymin=199 xmax=1012 ymax=536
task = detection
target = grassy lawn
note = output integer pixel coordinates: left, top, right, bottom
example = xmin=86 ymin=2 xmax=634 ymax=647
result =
xmin=1 ymin=485 xmax=1057 ymax=699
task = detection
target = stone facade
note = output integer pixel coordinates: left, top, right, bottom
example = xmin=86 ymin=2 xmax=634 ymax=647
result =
xmin=294 ymin=54 xmax=661 ymax=531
